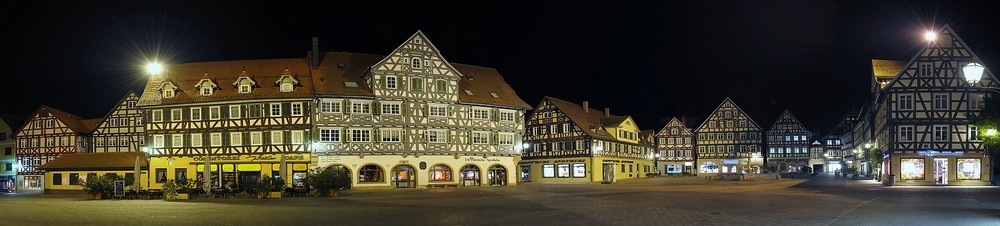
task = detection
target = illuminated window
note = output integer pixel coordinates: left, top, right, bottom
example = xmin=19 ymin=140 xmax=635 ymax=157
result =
xmin=900 ymin=158 xmax=925 ymax=180
xmin=572 ymin=163 xmax=586 ymax=178
xmin=359 ymin=164 xmax=384 ymax=182
xmin=280 ymin=82 xmax=293 ymax=93
xmin=957 ymin=158 xmax=981 ymax=180
xmin=970 ymin=125 xmax=982 ymax=141
xmin=700 ymin=162 xmax=719 ymax=173
xmin=429 ymin=164 xmax=452 ymax=181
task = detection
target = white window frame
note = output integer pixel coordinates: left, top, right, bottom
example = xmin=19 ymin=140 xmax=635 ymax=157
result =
xmin=270 ymin=103 xmax=282 ymax=117
xmin=319 ymin=128 xmax=341 ymax=143
xmin=351 ymin=129 xmax=371 ymax=142
xmin=250 ymin=132 xmax=263 ymax=145
xmin=280 ymin=82 xmax=293 ymax=93
xmin=970 ymin=125 xmax=982 ymax=141
xmin=230 ymin=133 xmax=242 ymax=146
xmin=499 ymin=110 xmax=515 ymax=122
xmin=381 ymin=102 xmax=401 ymax=115
xmin=191 ymin=133 xmax=202 ymax=147
xmin=191 ymin=108 xmax=202 ymax=121
xmin=386 ymin=76 xmax=398 ymax=89
xmin=271 ymin=131 xmax=284 ymax=145
xmin=151 ymin=110 xmax=163 ymax=122
xmin=429 ymin=104 xmax=448 ymax=117
xmin=427 ymin=130 xmax=447 ymax=143
xmin=898 ymin=94 xmax=914 ymax=110
xmin=470 ymin=107 xmax=490 ymax=120
xmin=210 ymin=133 xmax=222 ymax=147
xmin=201 ymin=86 xmax=212 ymax=96
xmin=170 ymin=109 xmax=182 ymax=122
xmin=472 ymin=132 xmax=489 ymax=144
xmin=933 ymin=125 xmax=949 ymax=142
xmin=291 ymin=102 xmax=303 ymax=116
xmin=153 ymin=135 xmax=164 ymax=148
xmin=350 ymin=101 xmax=372 ymax=114
xmin=499 ymin=133 xmax=515 ymax=145
xmin=163 ymin=89 xmax=175 ymax=98
xmin=320 ymin=99 xmax=342 ymax=113
xmin=209 ymin=107 xmax=221 ymax=120
xmin=229 ymin=105 xmax=241 ymax=119
xmin=933 ymin=93 xmax=949 ymax=110
xmin=291 ymin=130 xmax=303 ymax=144
xmin=380 ymin=129 xmax=402 ymax=143
xmin=172 ymin=134 xmax=183 ymax=148
xmin=411 ymin=57 xmax=422 ymax=69
xmin=239 ymin=84 xmax=251 ymax=94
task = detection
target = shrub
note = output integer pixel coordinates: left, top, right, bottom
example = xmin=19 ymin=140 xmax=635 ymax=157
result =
xmin=80 ymin=174 xmax=124 ymax=198
xmin=308 ymin=168 xmax=350 ymax=197
xmin=255 ymin=177 xmax=287 ymax=198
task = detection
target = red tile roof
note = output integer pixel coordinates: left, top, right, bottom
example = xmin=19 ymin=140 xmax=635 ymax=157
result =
xmin=157 ymin=58 xmax=313 ymax=105
xmin=38 ymin=152 xmax=148 ymax=171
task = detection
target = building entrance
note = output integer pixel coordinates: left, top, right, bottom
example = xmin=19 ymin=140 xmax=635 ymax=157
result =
xmin=488 ymin=165 xmax=507 ymax=186
xmin=393 ymin=165 xmax=416 ymax=188
xmin=935 ymin=158 xmax=948 ymax=185
xmin=461 ymin=165 xmax=480 ymax=187
xmin=602 ymin=164 xmax=615 ymax=183
xmin=813 ymin=164 xmax=824 ymax=173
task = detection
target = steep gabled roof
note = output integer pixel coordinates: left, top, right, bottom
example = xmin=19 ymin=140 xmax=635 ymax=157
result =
xmin=766 ymin=109 xmax=811 ymax=135
xmin=656 ymin=117 xmax=694 ymax=136
xmin=880 ymin=25 xmax=1000 ymax=92
xmin=92 ymin=91 xmax=139 ymax=133
xmin=694 ymin=97 xmax=762 ymax=132
xmin=20 ymin=105 xmax=97 ymax=135
xmin=871 ymin=59 xmax=906 ymax=78
xmin=452 ymin=64 xmax=531 ymax=109
xmin=543 ymin=96 xmax=627 ymax=142
xmin=143 ymin=58 xmax=314 ymax=105
xmin=38 ymin=152 xmax=148 ymax=171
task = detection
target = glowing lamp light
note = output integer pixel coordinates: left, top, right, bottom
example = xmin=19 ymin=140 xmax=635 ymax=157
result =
xmin=12 ymin=163 xmax=22 ymax=170
xmin=864 ymin=143 xmax=872 ymax=149
xmin=986 ymin=129 xmax=998 ymax=137
xmin=146 ymin=62 xmax=164 ymax=75
xmin=655 ymin=153 xmax=661 ymax=158
xmin=964 ymin=63 xmax=985 ymax=84
xmin=141 ymin=147 xmax=149 ymax=153
xmin=521 ymin=143 xmax=530 ymax=149
xmin=924 ymin=31 xmax=937 ymax=41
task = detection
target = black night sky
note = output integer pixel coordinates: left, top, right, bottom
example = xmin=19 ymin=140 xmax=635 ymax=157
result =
xmin=4 ymin=1 xmax=1000 ymax=135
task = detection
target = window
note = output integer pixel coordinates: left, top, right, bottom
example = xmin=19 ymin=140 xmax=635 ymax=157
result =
xmin=248 ymin=104 xmax=262 ymax=118
xmin=428 ymin=130 xmax=446 ymax=143
xmin=957 ymin=158 xmax=982 ymax=180
xmin=69 ymin=173 xmax=80 ymax=185
xmin=163 ymin=89 xmax=174 ymax=98
xmin=270 ymin=103 xmax=282 ymax=117
xmin=971 ymin=94 xmax=985 ymax=110
xmin=229 ymin=105 xmax=241 ymax=119
xmin=919 ymin=62 xmax=933 ymax=77
xmin=557 ymin=164 xmax=570 ymax=178
xmin=155 ymin=169 xmax=167 ymax=183
xmin=464 ymin=90 xmax=474 ymax=96
xmin=411 ymin=78 xmax=423 ymax=91
xmin=320 ymin=129 xmax=340 ymax=142
xmin=153 ymin=135 xmax=164 ymax=148
xmin=933 ymin=125 xmax=949 ymax=141
xmin=186 ymin=108 xmax=201 ymax=121
xmin=110 ymin=118 xmax=118 ymax=127
xmin=291 ymin=130 xmax=303 ymax=144
xmin=280 ymin=82 xmax=293 ymax=93
xmin=210 ymin=133 xmax=222 ymax=147
xmin=239 ymin=84 xmax=251 ymax=94
xmin=436 ymin=80 xmax=448 ymax=92
xmin=542 ymin=164 xmax=555 ymax=178
xmin=381 ymin=129 xmax=402 ymax=142
xmin=472 ymin=132 xmax=489 ymax=144
xmin=230 ymin=133 xmax=242 ymax=146
xmin=470 ymin=108 xmax=489 ymax=120
xmin=152 ymin=110 xmax=163 ymax=122
xmin=429 ymin=164 xmax=451 ymax=181
xmin=381 ymin=103 xmax=401 ymax=115
xmin=172 ymin=134 xmax=183 ymax=147
xmin=169 ymin=109 xmax=182 ymax=122
xmin=209 ymin=107 xmax=221 ymax=120
xmin=572 ymin=163 xmax=586 ymax=178
xmin=191 ymin=133 xmax=202 ymax=147
xmin=700 ymin=162 xmax=719 ymax=173
xmin=411 ymin=58 xmax=422 ymax=69
xmin=351 ymin=102 xmax=371 ymax=114
xmin=52 ymin=173 xmax=62 ymax=185
xmin=386 ymin=76 xmax=398 ymax=89
xmin=970 ymin=126 xmax=982 ymax=141
xmin=250 ymin=132 xmax=263 ymax=145
xmin=351 ymin=129 xmax=371 ymax=142
xmin=291 ymin=102 xmax=303 ymax=116
xmin=358 ymin=164 xmax=384 ymax=182
xmin=320 ymin=100 xmax=341 ymax=113
xmin=499 ymin=133 xmax=515 ymax=145
xmin=4 ymin=147 xmax=10 ymax=156
xmin=499 ymin=111 xmax=515 ymax=122
xmin=429 ymin=105 xmax=448 ymax=117
xmin=900 ymin=158 xmax=925 ymax=180
xmin=271 ymin=131 xmax=283 ymax=144
xmin=933 ymin=93 xmax=949 ymax=110
xmin=201 ymin=87 xmax=212 ymax=96
xmin=175 ymin=168 xmax=187 ymax=181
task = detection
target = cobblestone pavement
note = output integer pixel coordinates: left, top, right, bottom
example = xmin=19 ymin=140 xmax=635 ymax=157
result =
xmin=2 ymin=174 xmax=999 ymax=226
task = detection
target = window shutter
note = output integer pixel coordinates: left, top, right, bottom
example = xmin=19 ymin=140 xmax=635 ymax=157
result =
xmin=381 ymin=76 xmax=387 ymax=89
xmin=490 ymin=132 xmax=497 ymax=145
xmin=401 ymin=102 xmax=408 ymax=116
xmin=344 ymin=100 xmax=351 ymax=114
xmin=467 ymin=132 xmax=472 ymax=144
xmin=490 ymin=109 xmax=498 ymax=122
xmin=372 ymin=101 xmax=381 ymax=115
xmin=423 ymin=105 xmax=429 ymax=116
xmin=373 ymin=129 xmax=381 ymax=143
xmin=341 ymin=129 xmax=349 ymax=144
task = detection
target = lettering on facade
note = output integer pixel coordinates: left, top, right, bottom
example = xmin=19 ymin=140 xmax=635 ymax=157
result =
xmin=721 ymin=159 xmax=740 ymax=165
xmin=192 ymin=154 xmax=306 ymax=162
xmin=916 ymin=150 xmax=965 ymax=157
xmin=464 ymin=157 xmax=503 ymax=162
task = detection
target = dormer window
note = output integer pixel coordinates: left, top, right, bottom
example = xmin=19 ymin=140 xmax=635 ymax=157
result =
xmin=275 ymin=71 xmax=300 ymax=93
xmin=164 ymin=89 xmax=175 ymax=98
xmin=233 ymin=76 xmax=257 ymax=94
xmin=159 ymin=82 xmax=178 ymax=98
xmin=411 ymin=57 xmax=422 ymax=69
xmin=195 ymin=79 xmax=219 ymax=97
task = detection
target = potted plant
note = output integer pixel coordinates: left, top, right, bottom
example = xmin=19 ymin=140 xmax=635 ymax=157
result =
xmin=80 ymin=174 xmax=115 ymax=200
xmin=308 ymin=168 xmax=350 ymax=197
xmin=162 ymin=179 xmax=180 ymax=200
xmin=174 ymin=179 xmax=196 ymax=200
xmin=269 ymin=177 xmax=286 ymax=199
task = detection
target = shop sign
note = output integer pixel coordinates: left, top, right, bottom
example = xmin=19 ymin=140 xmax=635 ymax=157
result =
xmin=721 ymin=159 xmax=740 ymax=165
xmin=917 ymin=150 xmax=964 ymax=157
xmin=464 ymin=157 xmax=502 ymax=162
xmin=318 ymin=155 xmax=342 ymax=163
xmin=192 ymin=154 xmax=308 ymax=162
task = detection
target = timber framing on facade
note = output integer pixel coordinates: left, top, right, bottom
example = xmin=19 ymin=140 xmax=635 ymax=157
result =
xmin=764 ymin=110 xmax=812 ymax=173
xmin=694 ymin=98 xmax=763 ymax=176
xmin=654 ymin=117 xmax=695 ymax=174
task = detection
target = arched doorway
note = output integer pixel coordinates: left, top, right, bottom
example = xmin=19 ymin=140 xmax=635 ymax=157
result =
xmin=326 ymin=165 xmax=352 ymax=189
xmin=460 ymin=165 xmax=481 ymax=187
xmin=392 ymin=165 xmax=416 ymax=188
xmin=488 ymin=165 xmax=507 ymax=186
xmin=779 ymin=162 xmax=788 ymax=173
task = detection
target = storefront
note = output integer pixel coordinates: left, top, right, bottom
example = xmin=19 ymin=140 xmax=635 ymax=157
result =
xmin=315 ymin=154 xmax=518 ymax=189
xmin=660 ymin=161 xmax=693 ymax=175
xmin=0 ymin=175 xmax=14 ymax=193
xmin=18 ymin=175 xmax=42 ymax=192
xmin=149 ymin=153 xmax=311 ymax=190
xmin=890 ymin=150 xmax=991 ymax=186
xmin=519 ymin=157 xmax=652 ymax=183
xmin=35 ymin=152 xmax=149 ymax=195
xmin=696 ymin=158 xmax=763 ymax=176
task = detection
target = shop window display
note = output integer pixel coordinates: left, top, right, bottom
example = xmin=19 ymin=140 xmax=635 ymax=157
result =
xmin=557 ymin=164 xmax=570 ymax=178
xmin=957 ymin=158 xmax=981 ymax=180
xmin=542 ymin=164 xmax=555 ymax=178
xmin=901 ymin=158 xmax=925 ymax=180
xmin=700 ymin=162 xmax=719 ymax=173
xmin=572 ymin=163 xmax=586 ymax=178
xmin=429 ymin=164 xmax=452 ymax=181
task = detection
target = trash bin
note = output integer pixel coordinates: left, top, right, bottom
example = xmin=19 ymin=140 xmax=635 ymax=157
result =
xmin=885 ymin=174 xmax=895 ymax=186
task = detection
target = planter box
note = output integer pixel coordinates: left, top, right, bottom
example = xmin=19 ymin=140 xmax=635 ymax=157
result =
xmin=176 ymin=193 xmax=189 ymax=200
xmin=268 ymin=192 xmax=281 ymax=199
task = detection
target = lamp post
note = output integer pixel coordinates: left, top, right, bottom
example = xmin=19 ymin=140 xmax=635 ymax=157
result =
xmin=964 ymin=61 xmax=997 ymax=185
xmin=654 ymin=153 xmax=660 ymax=174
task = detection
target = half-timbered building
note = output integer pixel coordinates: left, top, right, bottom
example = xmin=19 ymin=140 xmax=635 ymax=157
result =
xmin=655 ymin=117 xmax=695 ymax=174
xmin=521 ymin=97 xmax=654 ymax=183
xmin=765 ymin=110 xmax=812 ymax=173
xmin=92 ymin=91 xmax=145 ymax=153
xmin=311 ymin=31 xmax=531 ymax=189
xmin=0 ymin=115 xmax=25 ymax=192
xmin=873 ymin=25 xmax=996 ymax=185
xmin=694 ymin=98 xmax=763 ymax=176
xmin=137 ymin=59 xmax=315 ymax=189
xmin=820 ymin=116 xmax=853 ymax=174
xmin=14 ymin=106 xmax=98 ymax=192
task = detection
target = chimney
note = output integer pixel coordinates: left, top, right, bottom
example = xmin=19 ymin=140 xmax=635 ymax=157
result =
xmin=311 ymin=37 xmax=320 ymax=68
xmin=583 ymin=101 xmax=589 ymax=113
xmin=604 ymin=108 xmax=610 ymax=117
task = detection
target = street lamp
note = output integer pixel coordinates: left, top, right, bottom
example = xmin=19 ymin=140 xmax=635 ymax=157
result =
xmin=965 ymin=63 xmax=986 ymax=84
xmin=654 ymin=153 xmax=660 ymax=174
xmin=146 ymin=62 xmax=164 ymax=75
xmin=924 ymin=31 xmax=937 ymax=42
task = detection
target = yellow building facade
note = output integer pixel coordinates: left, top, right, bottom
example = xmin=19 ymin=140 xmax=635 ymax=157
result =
xmin=147 ymin=153 xmax=311 ymax=189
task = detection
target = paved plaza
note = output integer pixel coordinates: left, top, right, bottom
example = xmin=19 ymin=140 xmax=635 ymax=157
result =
xmin=2 ymin=174 xmax=1000 ymax=226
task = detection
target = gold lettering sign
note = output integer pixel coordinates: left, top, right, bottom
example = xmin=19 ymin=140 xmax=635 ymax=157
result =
xmin=463 ymin=157 xmax=502 ymax=162
xmin=192 ymin=154 xmax=307 ymax=162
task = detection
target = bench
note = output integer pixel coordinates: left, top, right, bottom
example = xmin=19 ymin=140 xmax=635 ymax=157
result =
xmin=427 ymin=183 xmax=459 ymax=188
